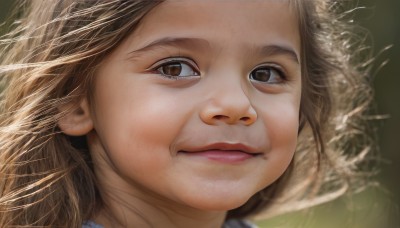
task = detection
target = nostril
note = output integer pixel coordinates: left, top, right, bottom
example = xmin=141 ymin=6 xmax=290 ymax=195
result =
xmin=214 ymin=115 xmax=229 ymax=120
xmin=240 ymin=117 xmax=250 ymax=122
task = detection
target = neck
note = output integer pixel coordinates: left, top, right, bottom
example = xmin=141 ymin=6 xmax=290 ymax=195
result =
xmin=92 ymin=187 xmax=226 ymax=228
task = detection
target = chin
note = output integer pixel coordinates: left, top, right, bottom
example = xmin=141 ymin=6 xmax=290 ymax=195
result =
xmin=181 ymin=191 xmax=254 ymax=211
xmin=199 ymin=198 xmax=250 ymax=212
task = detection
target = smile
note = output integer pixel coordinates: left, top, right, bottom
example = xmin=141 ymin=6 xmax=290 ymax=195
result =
xmin=178 ymin=143 xmax=263 ymax=164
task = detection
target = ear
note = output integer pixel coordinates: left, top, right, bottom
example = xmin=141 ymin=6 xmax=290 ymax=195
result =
xmin=58 ymin=98 xmax=93 ymax=136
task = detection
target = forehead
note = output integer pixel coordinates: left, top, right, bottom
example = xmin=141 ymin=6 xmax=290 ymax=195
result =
xmin=130 ymin=0 xmax=300 ymax=55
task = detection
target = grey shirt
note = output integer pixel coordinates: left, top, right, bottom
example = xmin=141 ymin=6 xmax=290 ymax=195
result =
xmin=82 ymin=219 xmax=258 ymax=228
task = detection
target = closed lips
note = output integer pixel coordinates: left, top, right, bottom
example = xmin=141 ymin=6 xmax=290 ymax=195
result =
xmin=178 ymin=142 xmax=262 ymax=155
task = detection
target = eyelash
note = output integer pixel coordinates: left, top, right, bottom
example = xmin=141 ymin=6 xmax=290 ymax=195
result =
xmin=249 ymin=64 xmax=288 ymax=84
xmin=148 ymin=57 xmax=200 ymax=80
xmin=148 ymin=57 xmax=288 ymax=84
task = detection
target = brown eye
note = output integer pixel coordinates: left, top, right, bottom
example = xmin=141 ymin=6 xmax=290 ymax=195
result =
xmin=160 ymin=62 xmax=182 ymax=76
xmin=249 ymin=66 xmax=285 ymax=84
xmin=155 ymin=60 xmax=199 ymax=77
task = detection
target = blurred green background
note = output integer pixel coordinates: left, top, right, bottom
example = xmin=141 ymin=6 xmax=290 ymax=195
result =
xmin=0 ymin=0 xmax=398 ymax=227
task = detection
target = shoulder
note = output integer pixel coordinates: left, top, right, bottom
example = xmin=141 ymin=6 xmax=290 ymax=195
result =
xmin=82 ymin=219 xmax=257 ymax=228
xmin=82 ymin=220 xmax=104 ymax=228
xmin=223 ymin=219 xmax=258 ymax=228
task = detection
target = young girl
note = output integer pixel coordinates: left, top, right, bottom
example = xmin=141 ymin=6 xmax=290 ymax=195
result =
xmin=0 ymin=0 xmax=374 ymax=227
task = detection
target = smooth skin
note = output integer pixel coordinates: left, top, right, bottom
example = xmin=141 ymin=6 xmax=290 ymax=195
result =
xmin=59 ymin=0 xmax=301 ymax=227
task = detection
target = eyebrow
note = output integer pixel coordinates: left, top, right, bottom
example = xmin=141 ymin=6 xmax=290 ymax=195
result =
xmin=259 ymin=45 xmax=299 ymax=64
xmin=127 ymin=37 xmax=299 ymax=64
xmin=127 ymin=37 xmax=210 ymax=59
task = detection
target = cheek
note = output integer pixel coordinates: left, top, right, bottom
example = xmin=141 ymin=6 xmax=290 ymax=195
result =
xmin=268 ymin=105 xmax=299 ymax=149
xmin=257 ymin=94 xmax=300 ymax=167
xmin=122 ymin=87 xmax=196 ymax=146
xmin=91 ymin=82 xmax=192 ymax=168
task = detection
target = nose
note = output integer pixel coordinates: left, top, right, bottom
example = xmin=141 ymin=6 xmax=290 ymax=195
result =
xmin=199 ymin=86 xmax=257 ymax=126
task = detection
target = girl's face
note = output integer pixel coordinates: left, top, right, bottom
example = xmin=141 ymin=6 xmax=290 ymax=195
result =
xmin=88 ymin=0 xmax=301 ymax=212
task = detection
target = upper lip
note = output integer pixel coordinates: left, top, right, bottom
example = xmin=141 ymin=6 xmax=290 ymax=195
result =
xmin=180 ymin=142 xmax=261 ymax=154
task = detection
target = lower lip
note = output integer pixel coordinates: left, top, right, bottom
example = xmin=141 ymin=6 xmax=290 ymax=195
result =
xmin=180 ymin=150 xmax=255 ymax=163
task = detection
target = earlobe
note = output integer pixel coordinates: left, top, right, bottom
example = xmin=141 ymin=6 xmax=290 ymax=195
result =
xmin=58 ymin=98 xmax=93 ymax=136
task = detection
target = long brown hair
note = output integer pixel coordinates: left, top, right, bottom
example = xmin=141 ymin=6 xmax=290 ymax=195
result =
xmin=0 ymin=0 xmax=374 ymax=227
